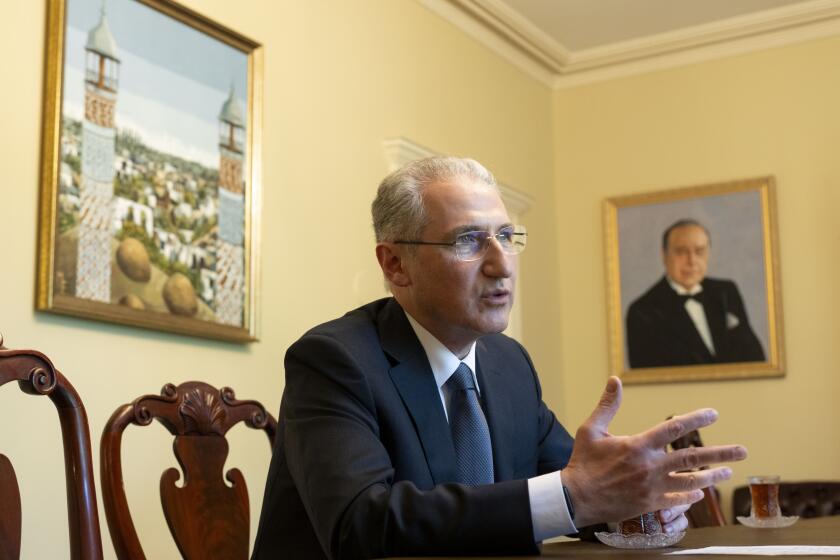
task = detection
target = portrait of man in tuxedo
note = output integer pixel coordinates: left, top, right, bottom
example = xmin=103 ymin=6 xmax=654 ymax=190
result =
xmin=626 ymin=219 xmax=766 ymax=369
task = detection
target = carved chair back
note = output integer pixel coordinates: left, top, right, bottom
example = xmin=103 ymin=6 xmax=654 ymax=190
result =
xmin=667 ymin=420 xmax=727 ymax=527
xmin=0 ymin=335 xmax=104 ymax=559
xmin=100 ymin=381 xmax=277 ymax=560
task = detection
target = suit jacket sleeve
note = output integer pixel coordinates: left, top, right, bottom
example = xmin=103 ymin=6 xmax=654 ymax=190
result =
xmin=282 ymin=332 xmax=552 ymax=559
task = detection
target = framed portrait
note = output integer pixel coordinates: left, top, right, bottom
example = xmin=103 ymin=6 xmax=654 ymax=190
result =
xmin=36 ymin=0 xmax=262 ymax=342
xmin=603 ymin=177 xmax=785 ymax=384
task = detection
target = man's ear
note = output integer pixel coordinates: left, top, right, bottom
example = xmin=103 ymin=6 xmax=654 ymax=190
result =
xmin=376 ymin=243 xmax=411 ymax=287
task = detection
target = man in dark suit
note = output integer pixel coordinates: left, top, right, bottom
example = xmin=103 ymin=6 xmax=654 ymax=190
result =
xmin=253 ymin=159 xmax=746 ymax=559
xmin=626 ymin=219 xmax=766 ymax=368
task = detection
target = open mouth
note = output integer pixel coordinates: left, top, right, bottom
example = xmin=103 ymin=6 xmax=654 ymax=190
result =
xmin=482 ymin=289 xmax=510 ymax=304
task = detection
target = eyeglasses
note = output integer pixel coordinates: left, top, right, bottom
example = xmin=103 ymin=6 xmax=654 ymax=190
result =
xmin=394 ymin=225 xmax=527 ymax=262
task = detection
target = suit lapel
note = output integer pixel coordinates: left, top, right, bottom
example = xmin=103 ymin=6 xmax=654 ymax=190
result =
xmin=671 ymin=308 xmax=713 ymax=360
xmin=475 ymin=340 xmax=515 ymax=482
xmin=700 ymin=282 xmax=728 ymax=358
xmin=379 ymin=300 xmax=459 ymax=484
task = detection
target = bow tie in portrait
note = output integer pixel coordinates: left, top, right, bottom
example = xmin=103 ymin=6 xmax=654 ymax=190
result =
xmin=677 ymin=292 xmax=705 ymax=304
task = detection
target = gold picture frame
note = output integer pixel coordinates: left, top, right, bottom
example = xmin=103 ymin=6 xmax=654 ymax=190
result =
xmin=603 ymin=177 xmax=784 ymax=384
xmin=37 ymin=0 xmax=262 ymax=342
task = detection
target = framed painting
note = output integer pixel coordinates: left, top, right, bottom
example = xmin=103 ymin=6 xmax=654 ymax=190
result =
xmin=36 ymin=0 xmax=262 ymax=342
xmin=603 ymin=177 xmax=785 ymax=384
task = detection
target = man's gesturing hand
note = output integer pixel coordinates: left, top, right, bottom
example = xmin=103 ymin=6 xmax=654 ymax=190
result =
xmin=561 ymin=376 xmax=747 ymax=528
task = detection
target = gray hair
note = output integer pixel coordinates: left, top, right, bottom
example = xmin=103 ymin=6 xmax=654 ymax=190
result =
xmin=372 ymin=156 xmax=497 ymax=242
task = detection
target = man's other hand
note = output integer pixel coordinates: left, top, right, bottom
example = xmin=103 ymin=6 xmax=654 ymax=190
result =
xmin=561 ymin=376 xmax=747 ymax=528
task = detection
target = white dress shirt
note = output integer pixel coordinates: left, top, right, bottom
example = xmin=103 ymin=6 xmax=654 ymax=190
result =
xmin=667 ymin=278 xmax=716 ymax=355
xmin=404 ymin=313 xmax=577 ymax=542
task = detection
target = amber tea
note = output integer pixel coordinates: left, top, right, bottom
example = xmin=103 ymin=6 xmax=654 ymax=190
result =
xmin=748 ymin=475 xmax=781 ymax=518
xmin=619 ymin=511 xmax=663 ymax=535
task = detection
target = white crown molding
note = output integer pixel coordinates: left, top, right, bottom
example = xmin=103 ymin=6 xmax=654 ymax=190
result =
xmin=414 ymin=0 xmax=557 ymax=87
xmin=554 ymin=15 xmax=840 ymax=88
xmin=496 ymin=181 xmax=534 ymax=216
xmin=383 ymin=137 xmax=436 ymax=172
xmin=563 ymin=0 xmax=840 ymax=73
xmin=382 ymin=137 xmax=534 ymax=215
xmin=416 ymin=0 xmax=840 ymax=89
xmin=433 ymin=0 xmax=571 ymax=72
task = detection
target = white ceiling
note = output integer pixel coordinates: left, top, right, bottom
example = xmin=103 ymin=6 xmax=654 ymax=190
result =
xmin=497 ymin=0 xmax=814 ymax=51
xmin=420 ymin=0 xmax=840 ymax=87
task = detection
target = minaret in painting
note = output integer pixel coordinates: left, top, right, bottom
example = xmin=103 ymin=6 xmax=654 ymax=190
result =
xmin=76 ymin=2 xmax=119 ymax=302
xmin=215 ymin=85 xmax=246 ymax=325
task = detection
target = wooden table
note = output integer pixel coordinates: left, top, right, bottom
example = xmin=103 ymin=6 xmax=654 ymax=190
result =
xmin=391 ymin=516 xmax=840 ymax=559
xmin=541 ymin=516 xmax=840 ymax=558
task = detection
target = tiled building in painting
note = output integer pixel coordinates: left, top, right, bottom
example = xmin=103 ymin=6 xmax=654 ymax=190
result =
xmin=76 ymin=6 xmax=119 ymax=302
xmin=215 ymin=86 xmax=245 ymax=325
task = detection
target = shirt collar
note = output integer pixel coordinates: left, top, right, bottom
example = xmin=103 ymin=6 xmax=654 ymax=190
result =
xmin=404 ymin=312 xmax=479 ymax=394
xmin=667 ymin=276 xmax=703 ymax=296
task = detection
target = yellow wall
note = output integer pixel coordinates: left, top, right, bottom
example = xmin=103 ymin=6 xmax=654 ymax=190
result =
xmin=3 ymin=1 xmax=840 ymax=557
xmin=0 ymin=1 xmax=556 ymax=558
xmin=553 ymin=36 xmax=840 ymax=518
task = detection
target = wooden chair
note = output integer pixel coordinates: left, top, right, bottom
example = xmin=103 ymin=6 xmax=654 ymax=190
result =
xmin=100 ymin=381 xmax=277 ymax=560
xmin=0 ymin=335 xmax=103 ymax=560
xmin=667 ymin=420 xmax=727 ymax=527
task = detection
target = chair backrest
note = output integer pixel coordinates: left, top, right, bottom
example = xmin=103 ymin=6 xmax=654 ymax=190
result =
xmin=667 ymin=420 xmax=727 ymax=527
xmin=733 ymin=481 xmax=840 ymax=520
xmin=0 ymin=335 xmax=103 ymax=560
xmin=100 ymin=381 xmax=277 ymax=560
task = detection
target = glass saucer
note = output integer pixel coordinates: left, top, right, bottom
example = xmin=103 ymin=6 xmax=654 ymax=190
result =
xmin=736 ymin=515 xmax=799 ymax=528
xmin=595 ymin=531 xmax=686 ymax=549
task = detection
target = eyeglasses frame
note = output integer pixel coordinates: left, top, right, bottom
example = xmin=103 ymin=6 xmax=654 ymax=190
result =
xmin=393 ymin=225 xmax=527 ymax=262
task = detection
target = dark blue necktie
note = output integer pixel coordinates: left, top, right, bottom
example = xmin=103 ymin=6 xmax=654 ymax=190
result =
xmin=445 ymin=363 xmax=494 ymax=485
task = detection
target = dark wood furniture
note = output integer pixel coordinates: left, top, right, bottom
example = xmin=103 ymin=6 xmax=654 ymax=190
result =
xmin=0 ymin=335 xmax=104 ymax=560
xmin=388 ymin=515 xmax=840 ymax=558
xmin=542 ymin=515 xmax=840 ymax=558
xmin=668 ymin=424 xmax=727 ymax=527
xmin=100 ymin=381 xmax=277 ymax=560
xmin=733 ymin=481 xmax=840 ymax=521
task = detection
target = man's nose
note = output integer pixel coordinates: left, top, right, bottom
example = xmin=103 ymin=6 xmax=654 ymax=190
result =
xmin=482 ymin=237 xmax=514 ymax=278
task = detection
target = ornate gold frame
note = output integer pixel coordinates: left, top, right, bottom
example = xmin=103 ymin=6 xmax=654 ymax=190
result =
xmin=36 ymin=0 xmax=262 ymax=342
xmin=603 ymin=177 xmax=784 ymax=384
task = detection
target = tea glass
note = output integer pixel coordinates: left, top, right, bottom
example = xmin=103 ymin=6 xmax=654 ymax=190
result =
xmin=748 ymin=475 xmax=781 ymax=519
